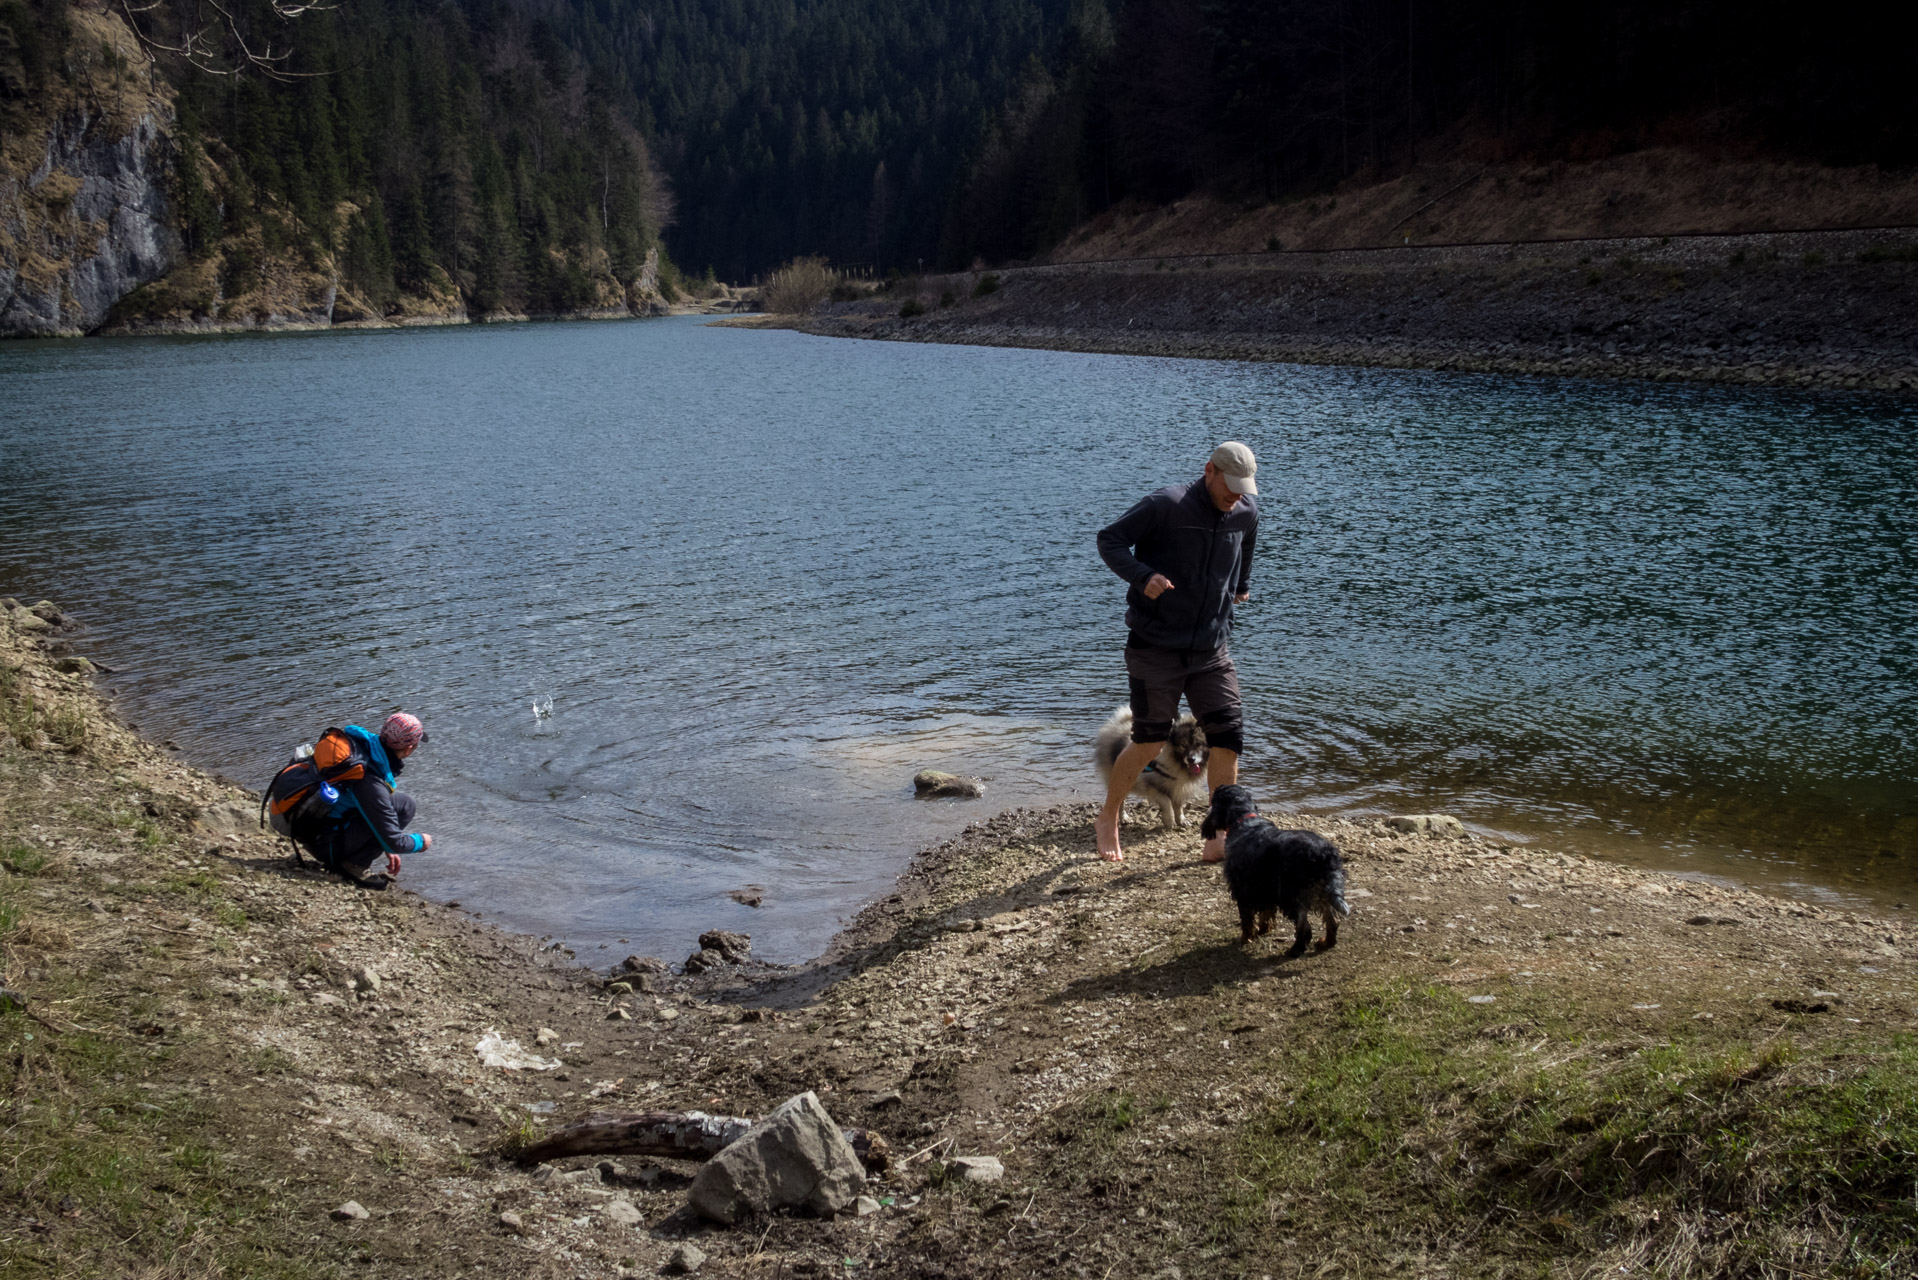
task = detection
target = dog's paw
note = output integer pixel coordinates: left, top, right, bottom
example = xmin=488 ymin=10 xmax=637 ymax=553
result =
xmin=1314 ymin=938 xmax=1337 ymax=951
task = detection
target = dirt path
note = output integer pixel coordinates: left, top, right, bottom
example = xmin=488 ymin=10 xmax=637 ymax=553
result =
xmin=4 ymin=604 xmax=1913 ymax=1278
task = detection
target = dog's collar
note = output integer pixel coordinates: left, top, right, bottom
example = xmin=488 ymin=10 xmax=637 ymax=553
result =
xmin=1224 ymin=810 xmax=1259 ymax=833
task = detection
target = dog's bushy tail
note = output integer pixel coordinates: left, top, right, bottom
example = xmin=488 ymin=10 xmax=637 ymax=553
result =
xmin=1327 ymin=862 xmax=1351 ymax=919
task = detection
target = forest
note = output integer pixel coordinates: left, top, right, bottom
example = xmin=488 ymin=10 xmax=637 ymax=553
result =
xmin=5 ymin=0 xmax=1910 ymax=307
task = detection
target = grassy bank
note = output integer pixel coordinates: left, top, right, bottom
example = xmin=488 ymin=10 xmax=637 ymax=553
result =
xmin=3 ymin=602 xmax=1914 ymax=1277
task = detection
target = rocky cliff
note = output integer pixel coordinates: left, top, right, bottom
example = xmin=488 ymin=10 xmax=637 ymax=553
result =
xmin=0 ymin=5 xmax=176 ymax=338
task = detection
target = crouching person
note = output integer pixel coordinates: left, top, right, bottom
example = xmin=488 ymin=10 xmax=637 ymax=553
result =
xmin=265 ymin=712 xmax=434 ymax=890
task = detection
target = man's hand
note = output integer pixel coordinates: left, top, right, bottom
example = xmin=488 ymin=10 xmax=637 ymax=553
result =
xmin=386 ymin=852 xmax=403 ymax=876
xmin=1143 ymin=574 xmax=1174 ymax=599
xmin=419 ymin=833 xmax=433 ymax=851
xmin=1235 ymin=591 xmax=1251 ymax=603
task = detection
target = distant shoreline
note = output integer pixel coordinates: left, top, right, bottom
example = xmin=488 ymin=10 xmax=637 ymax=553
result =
xmin=744 ymin=225 xmax=1918 ymax=394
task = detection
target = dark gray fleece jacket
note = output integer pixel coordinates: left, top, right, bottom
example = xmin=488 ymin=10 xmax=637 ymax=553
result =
xmin=1097 ymin=477 xmax=1258 ymax=652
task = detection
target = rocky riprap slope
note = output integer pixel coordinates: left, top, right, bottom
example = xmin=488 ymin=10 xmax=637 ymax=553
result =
xmin=794 ymin=226 xmax=1918 ymax=393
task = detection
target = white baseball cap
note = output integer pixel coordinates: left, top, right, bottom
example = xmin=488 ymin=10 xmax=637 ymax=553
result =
xmin=1209 ymin=441 xmax=1258 ymax=495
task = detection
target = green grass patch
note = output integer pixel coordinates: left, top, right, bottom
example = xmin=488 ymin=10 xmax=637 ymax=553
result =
xmin=2 ymin=840 xmax=50 ymax=875
xmin=0 ymin=1002 xmax=342 ymax=1278
xmin=1229 ymin=980 xmax=1918 ymax=1275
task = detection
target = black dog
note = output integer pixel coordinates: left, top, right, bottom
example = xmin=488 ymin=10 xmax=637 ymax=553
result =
xmin=1201 ymin=784 xmax=1350 ymax=956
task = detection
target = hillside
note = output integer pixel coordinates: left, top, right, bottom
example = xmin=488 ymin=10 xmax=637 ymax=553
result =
xmin=1 ymin=0 xmax=681 ymax=337
xmin=1049 ymin=149 xmax=1918 ymax=263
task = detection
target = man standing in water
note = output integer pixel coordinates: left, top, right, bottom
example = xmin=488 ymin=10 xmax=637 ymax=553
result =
xmin=1095 ymin=442 xmax=1259 ymax=862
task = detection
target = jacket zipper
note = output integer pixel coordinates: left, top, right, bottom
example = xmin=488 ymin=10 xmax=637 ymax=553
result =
xmin=1190 ymin=492 xmax=1223 ymax=651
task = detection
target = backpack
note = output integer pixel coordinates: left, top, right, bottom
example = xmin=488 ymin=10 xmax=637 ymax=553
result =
xmin=259 ymin=727 xmax=383 ymax=869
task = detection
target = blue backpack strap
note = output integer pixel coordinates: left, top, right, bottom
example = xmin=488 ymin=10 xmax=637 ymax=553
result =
xmin=339 ymin=724 xmax=396 ymax=788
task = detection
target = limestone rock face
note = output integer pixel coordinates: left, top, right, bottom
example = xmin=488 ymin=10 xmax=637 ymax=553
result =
xmin=0 ymin=103 xmax=178 ymax=337
xmin=687 ymin=1090 xmax=865 ymax=1224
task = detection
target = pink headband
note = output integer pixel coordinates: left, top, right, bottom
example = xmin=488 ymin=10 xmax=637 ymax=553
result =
xmin=380 ymin=712 xmax=426 ymax=753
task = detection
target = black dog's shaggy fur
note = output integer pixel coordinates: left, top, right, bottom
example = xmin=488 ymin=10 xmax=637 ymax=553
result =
xmin=1201 ymin=784 xmax=1350 ymax=956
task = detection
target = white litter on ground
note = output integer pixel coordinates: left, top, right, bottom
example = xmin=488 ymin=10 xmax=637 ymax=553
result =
xmin=475 ymin=1029 xmax=562 ymax=1071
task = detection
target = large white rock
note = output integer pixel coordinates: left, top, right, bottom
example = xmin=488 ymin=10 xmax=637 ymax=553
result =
xmin=1384 ymin=814 xmax=1465 ymax=838
xmin=688 ymin=1091 xmax=865 ymax=1224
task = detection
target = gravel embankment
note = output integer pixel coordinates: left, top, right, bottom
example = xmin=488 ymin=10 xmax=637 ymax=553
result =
xmin=772 ymin=226 xmax=1918 ymax=393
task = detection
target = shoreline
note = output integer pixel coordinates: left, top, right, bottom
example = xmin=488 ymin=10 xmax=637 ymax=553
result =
xmin=734 ymin=224 xmax=1918 ymax=394
xmin=3 ymin=603 xmax=1914 ymax=1276
xmin=6 ymin=301 xmax=749 ymax=343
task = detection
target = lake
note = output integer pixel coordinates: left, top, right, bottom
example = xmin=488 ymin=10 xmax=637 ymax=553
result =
xmin=2 ymin=316 xmax=1913 ymax=962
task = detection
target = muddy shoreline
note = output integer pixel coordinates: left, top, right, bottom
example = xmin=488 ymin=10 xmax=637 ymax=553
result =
xmin=3 ymin=603 xmax=1915 ymax=1277
xmin=745 ymin=226 xmax=1918 ymax=394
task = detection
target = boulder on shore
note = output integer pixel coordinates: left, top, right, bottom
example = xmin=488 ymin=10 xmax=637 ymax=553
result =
xmin=698 ymin=930 xmax=752 ymax=963
xmin=914 ymin=770 xmax=985 ymax=799
xmin=1385 ymin=814 xmax=1466 ymax=838
xmin=688 ymin=1090 xmax=866 ymax=1224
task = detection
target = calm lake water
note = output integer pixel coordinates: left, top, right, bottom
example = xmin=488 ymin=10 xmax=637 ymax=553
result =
xmin=2 ymin=317 xmax=1914 ymax=961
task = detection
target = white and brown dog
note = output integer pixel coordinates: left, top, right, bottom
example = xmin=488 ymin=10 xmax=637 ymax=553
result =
xmin=1093 ymin=706 xmax=1210 ymax=829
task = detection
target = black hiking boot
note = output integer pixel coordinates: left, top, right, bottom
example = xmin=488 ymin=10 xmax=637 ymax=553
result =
xmin=336 ymin=861 xmax=391 ymax=891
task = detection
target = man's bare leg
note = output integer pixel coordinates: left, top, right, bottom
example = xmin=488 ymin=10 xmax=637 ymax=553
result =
xmin=1200 ymin=747 xmax=1240 ymax=863
xmin=1096 ymin=740 xmax=1164 ymax=862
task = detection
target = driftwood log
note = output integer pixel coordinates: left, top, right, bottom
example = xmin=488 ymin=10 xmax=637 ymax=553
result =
xmin=514 ymin=1109 xmax=891 ymax=1172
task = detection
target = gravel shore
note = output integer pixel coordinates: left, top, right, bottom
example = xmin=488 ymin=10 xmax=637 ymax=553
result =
xmin=759 ymin=226 xmax=1918 ymax=393
xmin=4 ymin=603 xmax=1914 ymax=1277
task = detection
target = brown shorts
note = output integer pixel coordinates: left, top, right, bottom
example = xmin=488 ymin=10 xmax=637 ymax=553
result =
xmin=1123 ymin=636 xmax=1243 ymax=746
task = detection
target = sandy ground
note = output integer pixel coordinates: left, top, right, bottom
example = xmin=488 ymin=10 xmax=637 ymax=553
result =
xmin=3 ymin=606 xmax=1913 ymax=1278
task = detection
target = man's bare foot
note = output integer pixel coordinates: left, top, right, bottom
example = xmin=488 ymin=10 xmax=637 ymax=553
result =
xmin=1201 ymin=834 xmax=1226 ymax=863
xmin=1095 ymin=812 xmax=1124 ymax=862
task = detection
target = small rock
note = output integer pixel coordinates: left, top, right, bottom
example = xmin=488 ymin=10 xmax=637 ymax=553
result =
xmin=535 ymin=1027 xmax=560 ymax=1047
xmin=196 ymin=801 xmax=258 ymax=837
xmin=531 ymin=1163 xmax=557 ymax=1184
xmin=729 ymin=886 xmax=766 ymax=908
xmin=498 ymin=1210 xmax=525 ymax=1234
xmin=944 ymin=1155 xmax=1004 ymax=1184
xmin=854 ymin=1194 xmax=882 ymax=1216
xmin=330 ymin=1201 xmax=370 ymax=1221
xmin=605 ymin=980 xmax=634 ymax=995
xmin=664 ymin=1243 xmax=709 ymax=1274
xmin=1385 ymin=814 xmax=1464 ymax=837
xmin=54 ymin=656 xmax=92 ymax=674
xmin=10 ymin=610 xmax=50 ymax=633
xmin=353 ymin=967 xmax=381 ymax=994
xmin=0 ymin=988 xmax=28 ymax=1010
xmin=607 ymin=1006 xmax=633 ymax=1021
xmin=913 ymin=769 xmax=985 ymax=799
xmin=870 ymin=1090 xmax=902 ymax=1107
xmin=620 ymin=955 xmax=669 ymax=975
xmin=682 ymin=948 xmax=726 ymax=974
xmin=698 ymin=930 xmax=753 ymax=963
xmin=601 ymin=1197 xmax=642 ymax=1226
